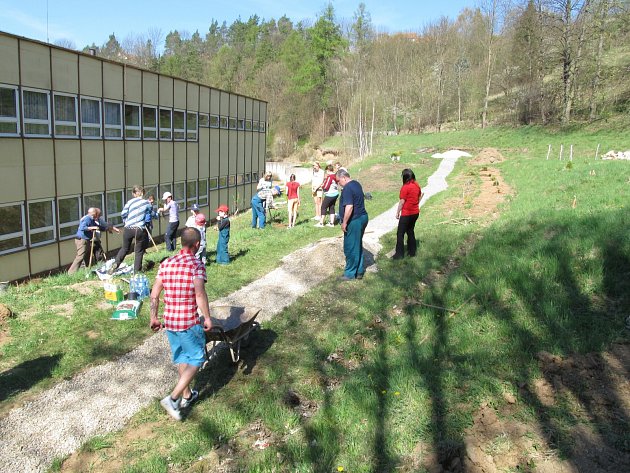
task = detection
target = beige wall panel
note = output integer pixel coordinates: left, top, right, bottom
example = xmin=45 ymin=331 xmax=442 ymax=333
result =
xmin=187 ymin=84 xmax=199 ymax=111
xmin=24 ymin=140 xmax=54 ymax=199
xmin=105 ymin=229 xmax=123 ymax=252
xmin=159 ymin=76 xmax=173 ymax=107
xmin=245 ymin=98 xmax=254 ymax=119
xmin=244 ymin=133 xmax=252 ymax=173
xmin=143 ymin=72 xmax=159 ymax=105
xmin=59 ymin=239 xmax=76 ymax=267
xmin=218 ymin=189 xmax=228 ymax=211
xmin=0 ymin=140 xmax=25 ymax=201
xmin=228 ymin=131 xmax=237 ymax=174
xmin=252 ymin=101 xmax=260 ymax=120
xmin=219 ymin=130 xmax=229 ymax=176
xmin=0 ymin=251 xmax=29 ymax=281
xmin=229 ymin=94 xmax=237 ymax=116
xmin=210 ymin=89 xmax=220 ymax=115
xmin=55 ymin=140 xmax=81 ymax=196
xmin=19 ymin=41 xmax=51 ymax=89
xmin=173 ymin=144 xmax=186 ymax=181
xmin=124 ymin=67 xmax=142 ymax=103
xmin=187 ymin=142 xmax=198 ymax=178
xmin=173 ymin=80 xmax=186 ymax=109
xmin=220 ymin=91 xmax=229 ymax=115
xmin=103 ymin=63 xmax=123 ymax=100
xmin=81 ymin=141 xmax=104 ymax=192
xmin=208 ymin=189 xmax=219 ymax=216
xmin=259 ymin=131 xmax=266 ymax=172
xmin=199 ymin=132 xmax=209 ymax=178
xmin=125 ymin=141 xmax=143 ymax=186
xmin=260 ymin=102 xmax=267 ymax=122
xmin=0 ymin=35 xmax=19 ymax=84
xmin=79 ymin=56 xmax=102 ymax=97
xmin=238 ymin=96 xmax=245 ymax=117
xmin=244 ymin=184 xmax=252 ymax=205
xmin=252 ymin=133 xmax=260 ymax=174
xmin=51 ymin=50 xmax=78 ymax=93
xmin=30 ymin=244 xmax=59 ymax=274
xmin=209 ymin=129 xmax=219 ymax=176
xmin=143 ymin=141 xmax=159 ymax=184
xmin=237 ymin=132 xmax=244 ymax=175
xmin=160 ymin=142 xmax=173 ymax=182
xmin=199 ymin=87 xmax=210 ymax=113
xmin=104 ymin=141 xmax=125 ymax=189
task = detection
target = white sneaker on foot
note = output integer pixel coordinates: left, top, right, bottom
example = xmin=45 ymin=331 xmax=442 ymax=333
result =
xmin=326 ymin=223 xmax=334 ymax=227
xmin=160 ymin=395 xmax=182 ymax=420
xmin=311 ymin=216 xmax=320 ymax=220
xmin=314 ymin=223 xmax=324 ymax=227
xmin=180 ymin=390 xmax=199 ymax=408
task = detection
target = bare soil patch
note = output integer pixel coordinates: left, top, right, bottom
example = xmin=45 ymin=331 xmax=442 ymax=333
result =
xmin=469 ymin=148 xmax=505 ymax=165
xmin=68 ymin=280 xmax=103 ymax=296
xmin=50 ymin=302 xmax=74 ymax=317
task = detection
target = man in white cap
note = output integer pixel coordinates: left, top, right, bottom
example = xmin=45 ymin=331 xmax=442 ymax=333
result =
xmin=158 ymin=191 xmax=179 ymax=251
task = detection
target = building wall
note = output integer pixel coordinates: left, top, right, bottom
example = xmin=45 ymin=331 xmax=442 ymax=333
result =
xmin=0 ymin=32 xmax=267 ymax=281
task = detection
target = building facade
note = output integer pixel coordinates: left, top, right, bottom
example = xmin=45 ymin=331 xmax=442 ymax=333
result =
xmin=0 ymin=32 xmax=267 ymax=281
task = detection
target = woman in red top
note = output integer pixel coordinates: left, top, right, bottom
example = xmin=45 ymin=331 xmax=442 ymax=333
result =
xmin=285 ymin=174 xmax=301 ymax=228
xmin=394 ymin=169 xmax=423 ymax=259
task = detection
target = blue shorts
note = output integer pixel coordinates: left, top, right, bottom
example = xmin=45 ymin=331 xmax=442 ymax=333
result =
xmin=166 ymin=324 xmax=206 ymax=367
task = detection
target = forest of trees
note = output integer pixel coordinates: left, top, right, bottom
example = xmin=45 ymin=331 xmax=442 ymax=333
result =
xmin=81 ymin=0 xmax=630 ymax=158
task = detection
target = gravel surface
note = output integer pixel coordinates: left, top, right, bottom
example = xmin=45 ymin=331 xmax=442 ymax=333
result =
xmin=0 ymin=155 xmax=461 ymax=472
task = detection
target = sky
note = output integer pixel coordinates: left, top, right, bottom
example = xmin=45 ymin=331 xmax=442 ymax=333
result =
xmin=0 ymin=0 xmax=476 ymax=50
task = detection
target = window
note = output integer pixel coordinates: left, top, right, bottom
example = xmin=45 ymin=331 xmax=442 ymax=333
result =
xmin=228 ymin=117 xmax=237 ymax=130
xmin=142 ymin=106 xmax=157 ymax=140
xmin=186 ymin=181 xmax=197 ymax=208
xmin=144 ymin=185 xmax=158 ymax=202
xmin=124 ymin=103 xmax=140 ymax=139
xmin=219 ymin=176 xmax=228 ymax=188
xmin=260 ymin=121 xmax=266 ymax=132
xmin=22 ymin=88 xmax=51 ymax=136
xmin=186 ymin=111 xmax=198 ymax=141
xmin=83 ymin=193 xmax=103 ymax=213
xmin=209 ymin=177 xmax=218 ymax=190
xmin=58 ymin=195 xmax=81 ymax=239
xmin=209 ymin=114 xmax=219 ymax=128
xmin=106 ymin=190 xmax=124 ymax=226
xmin=245 ymin=119 xmax=252 ymax=132
xmin=173 ymin=181 xmax=185 ymax=204
xmin=198 ymin=179 xmax=208 ymax=206
xmin=173 ymin=110 xmax=185 ymax=140
xmin=238 ymin=119 xmax=245 ymax=130
xmin=159 ymin=183 xmax=172 ymax=202
xmin=199 ymin=113 xmax=209 ymax=127
xmin=252 ymin=121 xmax=260 ymax=132
xmin=80 ymin=97 xmax=101 ymax=138
xmin=245 ymin=173 xmax=251 ymax=184
xmin=219 ymin=116 xmax=228 ymax=129
xmin=0 ymin=85 xmax=20 ymax=136
xmin=237 ymin=174 xmax=244 ymax=185
xmin=104 ymin=100 xmax=122 ymax=139
xmin=0 ymin=202 xmax=25 ymax=254
xmin=53 ymin=93 xmax=78 ymax=137
xmin=228 ymin=175 xmax=236 ymax=186
xmin=252 ymin=172 xmax=259 ymax=182
xmin=28 ymin=199 xmax=56 ymax=246
xmin=159 ymin=108 xmax=172 ymax=140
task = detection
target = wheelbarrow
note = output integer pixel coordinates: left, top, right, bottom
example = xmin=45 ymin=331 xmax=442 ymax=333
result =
xmin=202 ymin=306 xmax=261 ymax=364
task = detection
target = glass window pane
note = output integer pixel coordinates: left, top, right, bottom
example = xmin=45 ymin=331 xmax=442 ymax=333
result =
xmin=143 ymin=107 xmax=157 ymax=128
xmin=219 ymin=116 xmax=228 ymax=129
xmin=0 ymin=88 xmax=17 ymax=118
xmin=0 ymin=122 xmax=18 ymax=134
xmin=209 ymin=177 xmax=218 ymax=190
xmin=104 ymin=102 xmax=121 ymax=126
xmin=0 ymin=236 xmax=24 ymax=252
xmin=83 ymin=194 xmax=103 ymax=211
xmin=186 ymin=181 xmax=197 ymax=206
xmin=209 ymin=115 xmax=219 ymax=128
xmin=54 ymin=95 xmax=76 ymax=122
xmin=125 ymin=104 xmax=140 ymax=127
xmin=199 ymin=114 xmax=209 ymax=127
xmin=58 ymin=197 xmax=80 ymax=224
xmin=0 ymin=204 xmax=23 ymax=235
xmin=31 ymin=230 xmax=54 ymax=244
xmin=173 ymin=111 xmax=185 ymax=129
xmin=173 ymin=182 xmax=185 ymax=203
xmin=229 ymin=118 xmax=237 ymax=129
xmin=81 ymin=98 xmax=100 ymax=124
xmin=29 ymin=201 xmax=54 ymax=228
xmin=23 ymin=90 xmax=48 ymax=120
xmin=186 ymin=112 xmax=197 ymax=131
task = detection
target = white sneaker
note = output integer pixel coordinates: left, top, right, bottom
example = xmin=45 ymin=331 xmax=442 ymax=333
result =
xmin=311 ymin=216 xmax=320 ymax=220
xmin=326 ymin=223 xmax=334 ymax=227
xmin=180 ymin=390 xmax=199 ymax=408
xmin=160 ymin=395 xmax=182 ymax=420
xmin=314 ymin=223 xmax=324 ymax=227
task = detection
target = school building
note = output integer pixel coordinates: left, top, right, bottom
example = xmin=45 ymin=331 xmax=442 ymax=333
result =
xmin=0 ymin=31 xmax=267 ymax=282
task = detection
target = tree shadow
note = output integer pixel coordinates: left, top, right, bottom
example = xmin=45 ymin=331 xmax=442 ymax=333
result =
xmin=0 ymin=354 xmax=62 ymax=402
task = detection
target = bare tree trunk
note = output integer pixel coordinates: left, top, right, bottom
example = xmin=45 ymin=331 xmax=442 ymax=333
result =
xmin=589 ymin=0 xmax=607 ymax=120
xmin=481 ymin=0 xmax=498 ymax=129
xmin=369 ymin=99 xmax=375 ymax=155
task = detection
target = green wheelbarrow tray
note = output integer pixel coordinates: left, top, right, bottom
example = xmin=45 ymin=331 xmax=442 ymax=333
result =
xmin=202 ymin=306 xmax=262 ymax=364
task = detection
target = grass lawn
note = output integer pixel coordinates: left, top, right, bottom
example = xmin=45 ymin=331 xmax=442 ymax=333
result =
xmin=4 ymin=123 xmax=630 ymax=472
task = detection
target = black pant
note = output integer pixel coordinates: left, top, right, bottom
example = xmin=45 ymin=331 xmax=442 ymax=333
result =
xmin=165 ymin=221 xmax=179 ymax=251
xmin=115 ymin=227 xmax=147 ymax=272
xmin=395 ymin=213 xmax=419 ymax=257
xmin=321 ymin=195 xmax=338 ymax=216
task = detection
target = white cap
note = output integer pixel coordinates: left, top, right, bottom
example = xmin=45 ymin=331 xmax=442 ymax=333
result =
xmin=162 ymin=192 xmax=172 ymax=200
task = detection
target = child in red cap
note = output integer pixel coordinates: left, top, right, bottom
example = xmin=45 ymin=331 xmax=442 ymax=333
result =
xmin=215 ymin=205 xmax=230 ymax=265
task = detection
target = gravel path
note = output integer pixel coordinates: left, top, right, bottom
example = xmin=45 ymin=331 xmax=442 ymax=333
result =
xmin=0 ymin=155 xmax=461 ymax=472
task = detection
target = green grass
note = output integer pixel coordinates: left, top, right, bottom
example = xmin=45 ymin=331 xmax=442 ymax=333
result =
xmin=14 ymin=124 xmax=630 ymax=471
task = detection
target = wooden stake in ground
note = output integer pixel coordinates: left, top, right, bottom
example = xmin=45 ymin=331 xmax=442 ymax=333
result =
xmin=559 ymin=144 xmax=564 ymax=160
xmin=570 ymin=144 xmax=573 ymax=161
xmin=595 ymin=143 xmax=600 ymax=160
xmin=546 ymin=144 xmax=551 ymax=160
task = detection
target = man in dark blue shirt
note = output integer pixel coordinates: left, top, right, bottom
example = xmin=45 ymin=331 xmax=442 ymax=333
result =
xmin=337 ymin=169 xmax=369 ymax=280
xmin=68 ymin=207 xmax=119 ymax=274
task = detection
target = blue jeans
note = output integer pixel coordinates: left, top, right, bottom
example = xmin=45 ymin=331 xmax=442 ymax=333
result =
xmin=251 ymin=195 xmax=266 ymax=228
xmin=343 ymin=213 xmax=369 ymax=278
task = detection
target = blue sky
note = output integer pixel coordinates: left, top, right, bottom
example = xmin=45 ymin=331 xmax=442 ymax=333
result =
xmin=1 ymin=0 xmax=476 ymax=49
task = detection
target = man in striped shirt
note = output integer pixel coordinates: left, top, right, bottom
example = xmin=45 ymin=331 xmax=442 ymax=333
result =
xmin=109 ymin=185 xmax=152 ymax=274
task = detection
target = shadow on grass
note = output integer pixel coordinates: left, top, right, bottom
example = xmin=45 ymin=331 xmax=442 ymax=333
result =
xmin=0 ymin=354 xmax=62 ymax=402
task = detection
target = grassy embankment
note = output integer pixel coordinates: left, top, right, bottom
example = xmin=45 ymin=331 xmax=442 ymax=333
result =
xmin=48 ymin=124 xmax=629 ymax=472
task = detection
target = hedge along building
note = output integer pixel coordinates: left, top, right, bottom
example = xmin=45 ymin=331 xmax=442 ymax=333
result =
xmin=0 ymin=32 xmax=268 ymax=282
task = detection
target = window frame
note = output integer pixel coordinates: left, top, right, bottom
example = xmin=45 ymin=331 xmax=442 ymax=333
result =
xmin=0 ymin=201 xmax=26 ymax=255
xmin=237 ymin=118 xmax=245 ymax=130
xmin=244 ymin=119 xmax=252 ymax=132
xmin=186 ymin=180 xmax=198 ymax=209
xmin=53 ymin=92 xmax=78 ymax=138
xmin=209 ymin=114 xmax=219 ymax=128
xmin=79 ymin=96 xmax=102 ymax=139
xmin=22 ymin=87 xmax=51 ymax=137
xmin=159 ymin=107 xmax=173 ymax=140
xmin=237 ymin=174 xmax=244 ymax=185
xmin=83 ymin=193 xmax=104 ymax=214
xmin=228 ymin=175 xmax=236 ymax=187
xmin=103 ymin=100 xmax=123 ymax=139
xmin=219 ymin=116 xmax=228 ymax=129
xmin=218 ymin=176 xmax=228 ymax=189
xmin=209 ymin=177 xmax=219 ymax=190
xmin=57 ymin=195 xmax=82 ymax=240
xmin=28 ymin=198 xmax=56 ymax=247
xmin=124 ymin=102 xmax=141 ymax=140
xmin=228 ymin=117 xmax=237 ymax=130
xmin=142 ymin=105 xmax=158 ymax=140
xmin=245 ymin=173 xmax=251 ymax=184
xmin=260 ymin=121 xmax=266 ymax=132
xmin=186 ymin=111 xmax=198 ymax=141
xmin=198 ymin=113 xmax=209 ymax=128
xmin=0 ymin=84 xmax=20 ymax=136
xmin=173 ymin=181 xmax=186 ymax=207
xmin=106 ymin=189 xmax=125 ymax=227
xmin=173 ymin=109 xmax=186 ymax=141
xmin=252 ymin=121 xmax=260 ymax=132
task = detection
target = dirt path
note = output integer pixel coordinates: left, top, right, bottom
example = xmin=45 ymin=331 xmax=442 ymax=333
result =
xmin=0 ymin=154 xmax=465 ymax=473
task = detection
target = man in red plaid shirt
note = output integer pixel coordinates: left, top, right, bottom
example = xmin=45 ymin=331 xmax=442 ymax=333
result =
xmin=150 ymin=227 xmax=212 ymax=420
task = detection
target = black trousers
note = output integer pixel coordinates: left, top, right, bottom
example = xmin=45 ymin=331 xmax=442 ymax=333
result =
xmin=321 ymin=195 xmax=338 ymax=216
xmin=395 ymin=213 xmax=419 ymax=257
xmin=165 ymin=221 xmax=179 ymax=251
xmin=115 ymin=227 xmax=147 ymax=272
